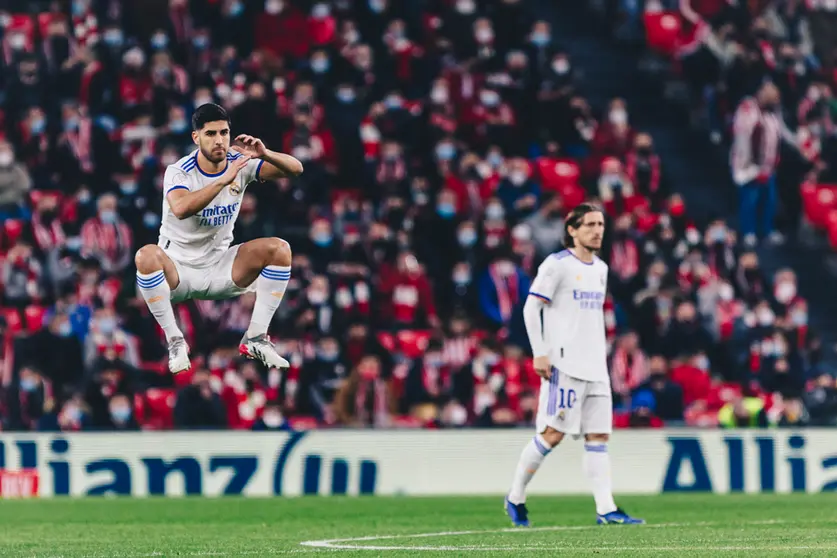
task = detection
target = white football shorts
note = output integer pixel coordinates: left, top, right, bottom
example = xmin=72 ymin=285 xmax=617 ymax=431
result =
xmin=536 ymin=366 xmax=613 ymax=436
xmin=163 ymin=243 xmax=257 ymax=303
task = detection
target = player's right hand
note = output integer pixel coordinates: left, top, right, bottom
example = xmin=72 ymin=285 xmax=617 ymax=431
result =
xmin=533 ymin=356 xmax=551 ymax=380
xmin=219 ymin=154 xmax=251 ymax=186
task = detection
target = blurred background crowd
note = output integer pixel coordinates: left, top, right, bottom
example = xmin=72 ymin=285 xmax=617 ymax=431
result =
xmin=1 ymin=0 xmax=836 ymax=433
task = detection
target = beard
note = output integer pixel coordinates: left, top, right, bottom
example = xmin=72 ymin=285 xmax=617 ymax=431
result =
xmin=200 ymin=144 xmax=227 ymax=164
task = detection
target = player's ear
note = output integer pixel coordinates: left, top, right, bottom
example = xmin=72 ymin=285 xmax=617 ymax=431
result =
xmin=191 ymin=130 xmax=199 ymax=145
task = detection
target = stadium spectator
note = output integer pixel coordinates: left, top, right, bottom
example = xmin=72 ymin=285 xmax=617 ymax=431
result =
xmin=634 ymin=355 xmax=685 ymax=422
xmin=718 ymin=393 xmax=769 ymax=428
xmin=173 ymin=369 xmax=228 ymax=430
xmin=0 ymin=141 xmax=32 ymax=220
xmin=252 ymin=400 xmax=292 ymax=431
xmin=106 ymin=393 xmax=140 ymax=431
xmin=333 ymin=355 xmax=397 ymax=427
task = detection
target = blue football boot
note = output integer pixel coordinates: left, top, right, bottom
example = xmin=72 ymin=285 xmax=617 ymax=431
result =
xmin=505 ymin=498 xmax=530 ymax=527
xmin=597 ymin=507 xmax=645 ymax=525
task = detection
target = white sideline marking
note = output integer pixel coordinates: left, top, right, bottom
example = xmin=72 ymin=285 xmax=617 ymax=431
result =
xmin=299 ymin=519 xmax=823 ymax=552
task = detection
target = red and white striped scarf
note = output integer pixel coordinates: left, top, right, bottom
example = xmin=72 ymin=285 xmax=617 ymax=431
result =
xmin=489 ymin=264 xmax=519 ymax=323
xmin=442 ymin=336 xmax=478 ymax=369
xmin=64 ymin=117 xmax=94 ymax=173
xmin=32 ymin=215 xmax=66 ymax=252
xmin=610 ymin=347 xmax=648 ymax=395
xmin=355 ymin=379 xmax=390 ymax=427
xmin=610 ymin=238 xmax=639 ymax=281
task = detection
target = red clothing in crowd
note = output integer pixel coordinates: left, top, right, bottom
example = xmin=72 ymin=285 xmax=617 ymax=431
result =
xmin=378 ymin=271 xmax=438 ymax=328
xmin=670 ymin=364 xmax=712 ymax=406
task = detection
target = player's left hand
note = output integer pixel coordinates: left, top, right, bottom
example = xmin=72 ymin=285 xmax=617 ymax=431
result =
xmin=232 ymin=134 xmax=267 ymax=159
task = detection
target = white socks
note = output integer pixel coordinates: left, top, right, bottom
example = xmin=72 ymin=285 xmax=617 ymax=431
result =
xmin=583 ymin=443 xmax=617 ymax=515
xmin=246 ymin=265 xmax=290 ymax=338
xmin=508 ymin=438 xmax=618 ymax=515
xmin=508 ymin=434 xmax=553 ymax=504
xmin=137 ymin=271 xmax=183 ymax=342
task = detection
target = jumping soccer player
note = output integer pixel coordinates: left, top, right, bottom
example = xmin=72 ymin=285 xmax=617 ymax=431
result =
xmin=134 ymin=103 xmax=303 ymax=374
xmin=505 ymin=203 xmax=644 ymax=526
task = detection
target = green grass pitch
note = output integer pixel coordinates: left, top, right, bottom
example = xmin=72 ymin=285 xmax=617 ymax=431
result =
xmin=1 ymin=494 xmax=836 ymax=556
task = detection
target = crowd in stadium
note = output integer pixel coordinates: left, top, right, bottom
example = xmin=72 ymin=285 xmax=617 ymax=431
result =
xmin=0 ymin=0 xmax=836 ymax=432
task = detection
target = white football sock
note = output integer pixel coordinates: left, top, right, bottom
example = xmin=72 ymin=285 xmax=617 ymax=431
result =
xmin=583 ymin=443 xmax=617 ymax=515
xmin=246 ymin=265 xmax=290 ymax=338
xmin=508 ymin=434 xmax=553 ymax=504
xmin=136 ymin=271 xmax=182 ymax=342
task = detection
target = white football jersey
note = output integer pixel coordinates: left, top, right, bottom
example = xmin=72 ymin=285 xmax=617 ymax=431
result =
xmin=159 ymin=150 xmax=263 ymax=267
xmin=528 ymin=249 xmax=609 ymax=383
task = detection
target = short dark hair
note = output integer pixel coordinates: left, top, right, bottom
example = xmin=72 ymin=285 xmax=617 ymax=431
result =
xmin=192 ymin=103 xmax=230 ymax=131
xmin=563 ymin=202 xmax=603 ymax=248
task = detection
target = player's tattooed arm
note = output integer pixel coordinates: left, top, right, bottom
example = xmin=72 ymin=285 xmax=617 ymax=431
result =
xmin=167 ymin=156 xmax=252 ymax=219
xmin=232 ymin=134 xmax=304 ymax=180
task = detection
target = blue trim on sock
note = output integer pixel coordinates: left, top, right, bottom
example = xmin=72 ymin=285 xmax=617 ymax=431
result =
xmin=584 ymin=444 xmax=607 ymax=453
xmin=137 ymin=274 xmax=166 ymax=289
xmin=533 ymin=436 xmax=551 ymax=456
xmin=260 ymin=269 xmax=291 ymax=280
xmin=136 ymin=272 xmax=164 ymax=285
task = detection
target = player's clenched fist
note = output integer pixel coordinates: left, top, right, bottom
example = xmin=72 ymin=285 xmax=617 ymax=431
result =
xmin=533 ymin=355 xmax=551 ymax=380
xmin=219 ymin=155 xmax=251 ymax=186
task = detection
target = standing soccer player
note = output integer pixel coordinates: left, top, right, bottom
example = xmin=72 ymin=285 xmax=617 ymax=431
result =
xmin=505 ymin=203 xmax=644 ymax=526
xmin=134 ymin=103 xmax=303 ymax=373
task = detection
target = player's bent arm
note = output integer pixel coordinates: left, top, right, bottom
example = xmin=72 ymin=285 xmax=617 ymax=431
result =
xmin=167 ymin=181 xmax=227 ymax=220
xmin=257 ymin=149 xmax=304 ymax=180
xmin=523 ymin=294 xmax=549 ymax=358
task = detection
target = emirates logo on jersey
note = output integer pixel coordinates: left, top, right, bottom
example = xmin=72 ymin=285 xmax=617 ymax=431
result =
xmin=229 ymin=182 xmax=242 ymax=196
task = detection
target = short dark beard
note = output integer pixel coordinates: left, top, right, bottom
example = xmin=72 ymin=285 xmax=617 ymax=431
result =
xmin=201 ymin=146 xmax=226 ymax=165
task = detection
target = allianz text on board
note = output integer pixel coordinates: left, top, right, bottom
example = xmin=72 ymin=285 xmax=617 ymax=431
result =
xmin=1 ymin=430 xmax=836 ymax=497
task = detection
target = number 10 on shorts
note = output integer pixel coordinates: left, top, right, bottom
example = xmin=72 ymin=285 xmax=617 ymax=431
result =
xmin=558 ymin=388 xmax=577 ymax=409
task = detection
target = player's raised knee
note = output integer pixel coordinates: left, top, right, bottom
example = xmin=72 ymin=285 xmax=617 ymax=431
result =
xmin=135 ymin=244 xmax=165 ymax=273
xmin=264 ymin=237 xmax=292 ymax=267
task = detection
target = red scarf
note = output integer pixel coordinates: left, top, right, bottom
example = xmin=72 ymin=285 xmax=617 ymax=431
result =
xmin=355 ymin=379 xmax=390 ymax=427
xmin=489 ymin=264 xmax=519 ymax=323
xmin=610 ymin=238 xmax=639 ymax=280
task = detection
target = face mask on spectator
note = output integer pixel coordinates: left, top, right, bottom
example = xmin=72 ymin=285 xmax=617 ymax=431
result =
xmin=509 ymin=170 xmax=527 ymax=186
xmin=144 ymin=212 xmax=160 ymax=228
xmin=487 ymin=152 xmax=503 ymax=168
xmin=100 ymin=210 xmax=117 ymax=224
xmin=496 ymin=261 xmax=515 ymax=277
xmin=336 ymin=88 xmax=355 ymax=103
xmin=480 ymin=90 xmax=500 ymax=107
xmin=312 ymin=3 xmax=330 ymax=18
xmin=344 ymin=29 xmax=359 ymax=44
xmin=311 ymin=57 xmax=330 ymax=74
xmin=458 ymin=229 xmax=477 ymax=247
xmin=457 ymin=0 xmax=476 ymax=13
xmin=195 ymin=96 xmax=213 ymax=108
xmin=308 ymin=289 xmax=328 ymax=305
xmin=9 ymin=33 xmax=25 ymax=50
xmin=757 ymin=308 xmax=775 ymax=327
xmin=436 ymin=143 xmax=455 ymax=160
xmin=531 ymin=31 xmax=550 ymax=46
xmin=318 ymin=349 xmax=339 ymax=362
xmin=111 ymin=406 xmax=131 ymax=423
xmin=265 ymin=0 xmax=283 ymax=14
xmin=413 ymin=191 xmax=429 ymax=205
xmin=193 ymin=35 xmax=209 ymax=49
xmin=20 ymin=378 xmax=38 ymax=392
xmin=486 ymin=203 xmax=504 ymax=220
xmin=262 ymin=411 xmax=284 ymax=428
xmin=98 ymin=317 xmax=117 ymax=335
xmin=775 ymin=282 xmax=796 ymax=304
xmin=719 ymin=283 xmax=734 ymax=302
xmin=312 ymin=232 xmax=333 ymax=247
xmin=685 ymin=228 xmax=700 ymax=245
xmin=710 ymin=226 xmax=726 ymax=244
xmin=694 ymin=355 xmax=709 ymax=370
xmin=170 ymin=119 xmax=188 ymax=133
xmin=453 ymin=270 xmax=471 ymax=285
xmin=445 ymin=404 xmax=468 ymax=426
xmin=385 ymin=95 xmax=402 ymax=110
xmin=120 ymin=181 xmax=138 ymax=195
xmin=151 ymin=33 xmax=168 ymax=50
xmin=30 ymin=117 xmax=46 ymax=134
xmin=437 ymin=203 xmax=456 ymax=218
xmin=792 ymin=309 xmax=808 ymax=326
xmin=431 ymin=86 xmax=448 ymax=104
xmin=552 ymin=58 xmax=570 ymax=74
xmin=369 ymin=0 xmax=385 ymax=12
xmin=610 ymin=109 xmax=628 ymax=126
xmin=0 ymin=151 xmax=13 ymax=167
xmin=58 ymin=321 xmax=73 ymax=337
xmin=228 ymin=1 xmax=244 ymax=17
xmin=104 ymin=30 xmax=123 ymax=47
xmin=475 ymin=28 xmax=493 ymax=44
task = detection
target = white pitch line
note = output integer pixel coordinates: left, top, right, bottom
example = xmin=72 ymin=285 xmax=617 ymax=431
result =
xmin=299 ymin=519 xmax=811 ymax=552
